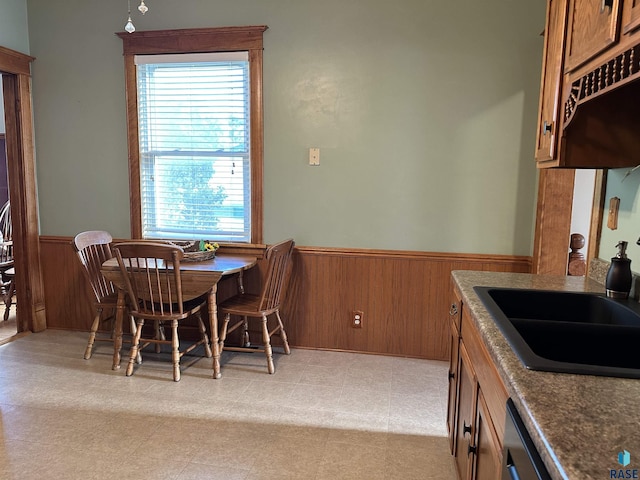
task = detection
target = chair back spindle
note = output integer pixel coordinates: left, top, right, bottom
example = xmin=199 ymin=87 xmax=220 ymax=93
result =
xmin=113 ymin=242 xmax=185 ymax=318
xmin=258 ymin=239 xmax=294 ymax=312
xmin=72 ymin=230 xmax=117 ymax=304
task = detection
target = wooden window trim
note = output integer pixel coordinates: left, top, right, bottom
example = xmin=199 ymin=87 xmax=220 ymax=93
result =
xmin=117 ymin=26 xmax=267 ymax=243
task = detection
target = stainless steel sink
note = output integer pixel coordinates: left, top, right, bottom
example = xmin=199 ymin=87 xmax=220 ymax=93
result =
xmin=474 ymin=287 xmax=640 ymax=378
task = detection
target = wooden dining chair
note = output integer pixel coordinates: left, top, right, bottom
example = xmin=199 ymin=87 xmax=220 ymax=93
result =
xmin=0 ymin=200 xmax=14 ymax=315
xmin=2 ymin=267 xmax=15 ymax=322
xmin=218 ymin=238 xmax=294 ymax=374
xmin=0 ymin=200 xmax=12 ymax=242
xmin=113 ymin=242 xmax=213 ymax=381
xmin=72 ymin=230 xmax=139 ymax=360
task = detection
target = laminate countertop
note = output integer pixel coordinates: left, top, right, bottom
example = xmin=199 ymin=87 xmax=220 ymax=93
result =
xmin=452 ymin=270 xmax=640 ymax=480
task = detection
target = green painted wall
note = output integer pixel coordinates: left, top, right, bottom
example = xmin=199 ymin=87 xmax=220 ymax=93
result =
xmin=0 ymin=0 xmax=30 ymax=134
xmin=600 ymin=169 xmax=640 ymax=265
xmin=0 ymin=0 xmax=29 ymax=53
xmin=25 ymin=0 xmax=545 ymax=254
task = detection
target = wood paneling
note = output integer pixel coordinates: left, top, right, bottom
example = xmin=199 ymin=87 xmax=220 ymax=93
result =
xmin=40 ymin=236 xmax=530 ymax=360
xmin=283 ymin=248 xmax=530 ymax=360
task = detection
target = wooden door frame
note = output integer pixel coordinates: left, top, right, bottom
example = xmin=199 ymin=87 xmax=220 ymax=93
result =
xmin=1 ymin=45 xmax=47 ymax=333
xmin=532 ymin=167 xmax=606 ymax=276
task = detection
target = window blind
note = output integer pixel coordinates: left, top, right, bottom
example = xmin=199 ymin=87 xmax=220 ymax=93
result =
xmin=135 ymin=52 xmax=251 ymax=242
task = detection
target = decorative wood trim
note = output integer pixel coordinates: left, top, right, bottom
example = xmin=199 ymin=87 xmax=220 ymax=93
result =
xmin=249 ymin=48 xmax=264 ymax=244
xmin=122 ymin=54 xmax=141 ymax=237
xmin=295 ymin=245 xmax=532 ymax=265
xmin=564 ymin=41 xmax=640 ymax=127
xmin=0 ymin=45 xmax=34 ymax=76
xmin=116 ymin=26 xmax=268 ymax=54
xmin=118 ymin=26 xmax=267 ymax=242
xmin=1 ymin=47 xmax=46 ymax=334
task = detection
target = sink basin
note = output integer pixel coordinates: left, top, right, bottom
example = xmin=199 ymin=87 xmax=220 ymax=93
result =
xmin=474 ymin=287 xmax=640 ymax=378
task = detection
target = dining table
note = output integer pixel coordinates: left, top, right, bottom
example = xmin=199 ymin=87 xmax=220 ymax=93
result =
xmin=101 ymin=252 xmax=257 ymax=379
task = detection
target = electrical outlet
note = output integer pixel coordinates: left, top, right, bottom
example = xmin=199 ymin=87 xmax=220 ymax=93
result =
xmin=352 ymin=310 xmax=363 ymax=328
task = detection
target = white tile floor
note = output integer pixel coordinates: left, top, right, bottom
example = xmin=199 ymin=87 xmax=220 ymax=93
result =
xmin=0 ymin=330 xmax=456 ymax=479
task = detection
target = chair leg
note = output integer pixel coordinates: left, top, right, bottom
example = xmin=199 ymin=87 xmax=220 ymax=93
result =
xmin=84 ymin=310 xmax=102 ymax=360
xmin=275 ymin=310 xmax=291 ymax=355
xmin=220 ymin=313 xmax=231 ymax=347
xmin=261 ymin=314 xmax=275 ymax=374
xmin=155 ymin=321 xmax=165 ymax=353
xmin=241 ymin=316 xmax=250 ymax=347
xmin=3 ymin=278 xmax=14 ymax=322
xmin=129 ymin=315 xmax=142 ymax=364
xmin=197 ymin=313 xmax=212 ymax=358
xmin=171 ymin=320 xmax=180 ymax=382
xmin=126 ymin=319 xmax=144 ymax=377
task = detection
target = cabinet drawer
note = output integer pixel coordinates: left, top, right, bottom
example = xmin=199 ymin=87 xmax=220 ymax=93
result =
xmin=461 ymin=308 xmax=508 ymax=446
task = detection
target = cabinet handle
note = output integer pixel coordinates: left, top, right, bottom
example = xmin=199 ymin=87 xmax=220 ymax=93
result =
xmin=448 ymin=371 xmax=455 ymax=380
xmin=468 ymin=443 xmax=477 ymax=456
xmin=601 ymin=0 xmax=613 ymax=13
xmin=463 ymin=421 xmax=472 ymax=436
xmin=449 ymin=303 xmax=458 ymax=316
xmin=542 ymin=120 xmax=552 ymax=135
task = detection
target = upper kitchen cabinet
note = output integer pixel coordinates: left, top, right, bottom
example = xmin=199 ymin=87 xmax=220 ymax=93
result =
xmin=622 ymin=0 xmax=640 ymax=36
xmin=564 ymin=0 xmax=621 ymax=73
xmin=537 ymin=0 xmax=640 ymax=168
xmin=535 ymin=0 xmax=569 ymax=164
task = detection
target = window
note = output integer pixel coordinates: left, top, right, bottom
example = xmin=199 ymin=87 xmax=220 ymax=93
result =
xmin=118 ymin=26 xmax=267 ymax=243
xmin=136 ymin=53 xmax=250 ymax=241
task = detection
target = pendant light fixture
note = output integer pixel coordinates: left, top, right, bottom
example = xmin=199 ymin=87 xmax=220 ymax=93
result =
xmin=124 ymin=0 xmax=150 ymax=33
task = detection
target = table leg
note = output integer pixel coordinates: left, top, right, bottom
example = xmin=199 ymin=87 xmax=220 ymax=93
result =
xmin=112 ymin=290 xmax=125 ymax=370
xmin=208 ymin=286 xmax=222 ymax=379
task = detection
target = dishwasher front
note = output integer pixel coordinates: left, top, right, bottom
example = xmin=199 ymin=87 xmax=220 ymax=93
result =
xmin=501 ymin=399 xmax=552 ymax=480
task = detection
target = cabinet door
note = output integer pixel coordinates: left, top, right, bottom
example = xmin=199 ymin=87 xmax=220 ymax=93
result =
xmin=536 ymin=0 xmax=569 ymax=164
xmin=447 ymin=317 xmax=461 ymax=453
xmin=564 ymin=0 xmax=621 ymax=72
xmin=453 ymin=343 xmax=477 ymax=480
xmin=472 ymin=390 xmax=503 ymax=480
xmin=622 ymin=0 xmax=640 ymax=35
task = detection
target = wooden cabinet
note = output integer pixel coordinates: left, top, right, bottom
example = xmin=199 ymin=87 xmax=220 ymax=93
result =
xmin=473 ymin=391 xmax=503 ymax=480
xmin=453 ymin=343 xmax=477 ymax=480
xmin=622 ymin=0 xmax=640 ymax=33
xmin=446 ymin=285 xmax=462 ymax=453
xmin=535 ymin=0 xmax=569 ymax=164
xmin=449 ymin=286 xmax=508 ymax=480
xmin=564 ymin=0 xmax=621 ymax=73
xmin=536 ymin=0 xmax=640 ymax=168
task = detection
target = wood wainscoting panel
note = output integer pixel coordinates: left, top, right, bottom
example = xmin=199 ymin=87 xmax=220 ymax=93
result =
xmin=39 ymin=237 xmax=530 ymax=360
xmin=282 ymin=247 xmax=530 ymax=360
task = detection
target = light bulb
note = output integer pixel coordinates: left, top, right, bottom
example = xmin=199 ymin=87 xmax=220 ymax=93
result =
xmin=125 ymin=16 xmax=136 ymax=33
xmin=138 ymin=1 xmax=148 ymax=15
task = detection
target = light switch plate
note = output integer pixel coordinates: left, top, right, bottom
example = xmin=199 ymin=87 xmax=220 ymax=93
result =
xmin=309 ymin=148 xmax=320 ymax=166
